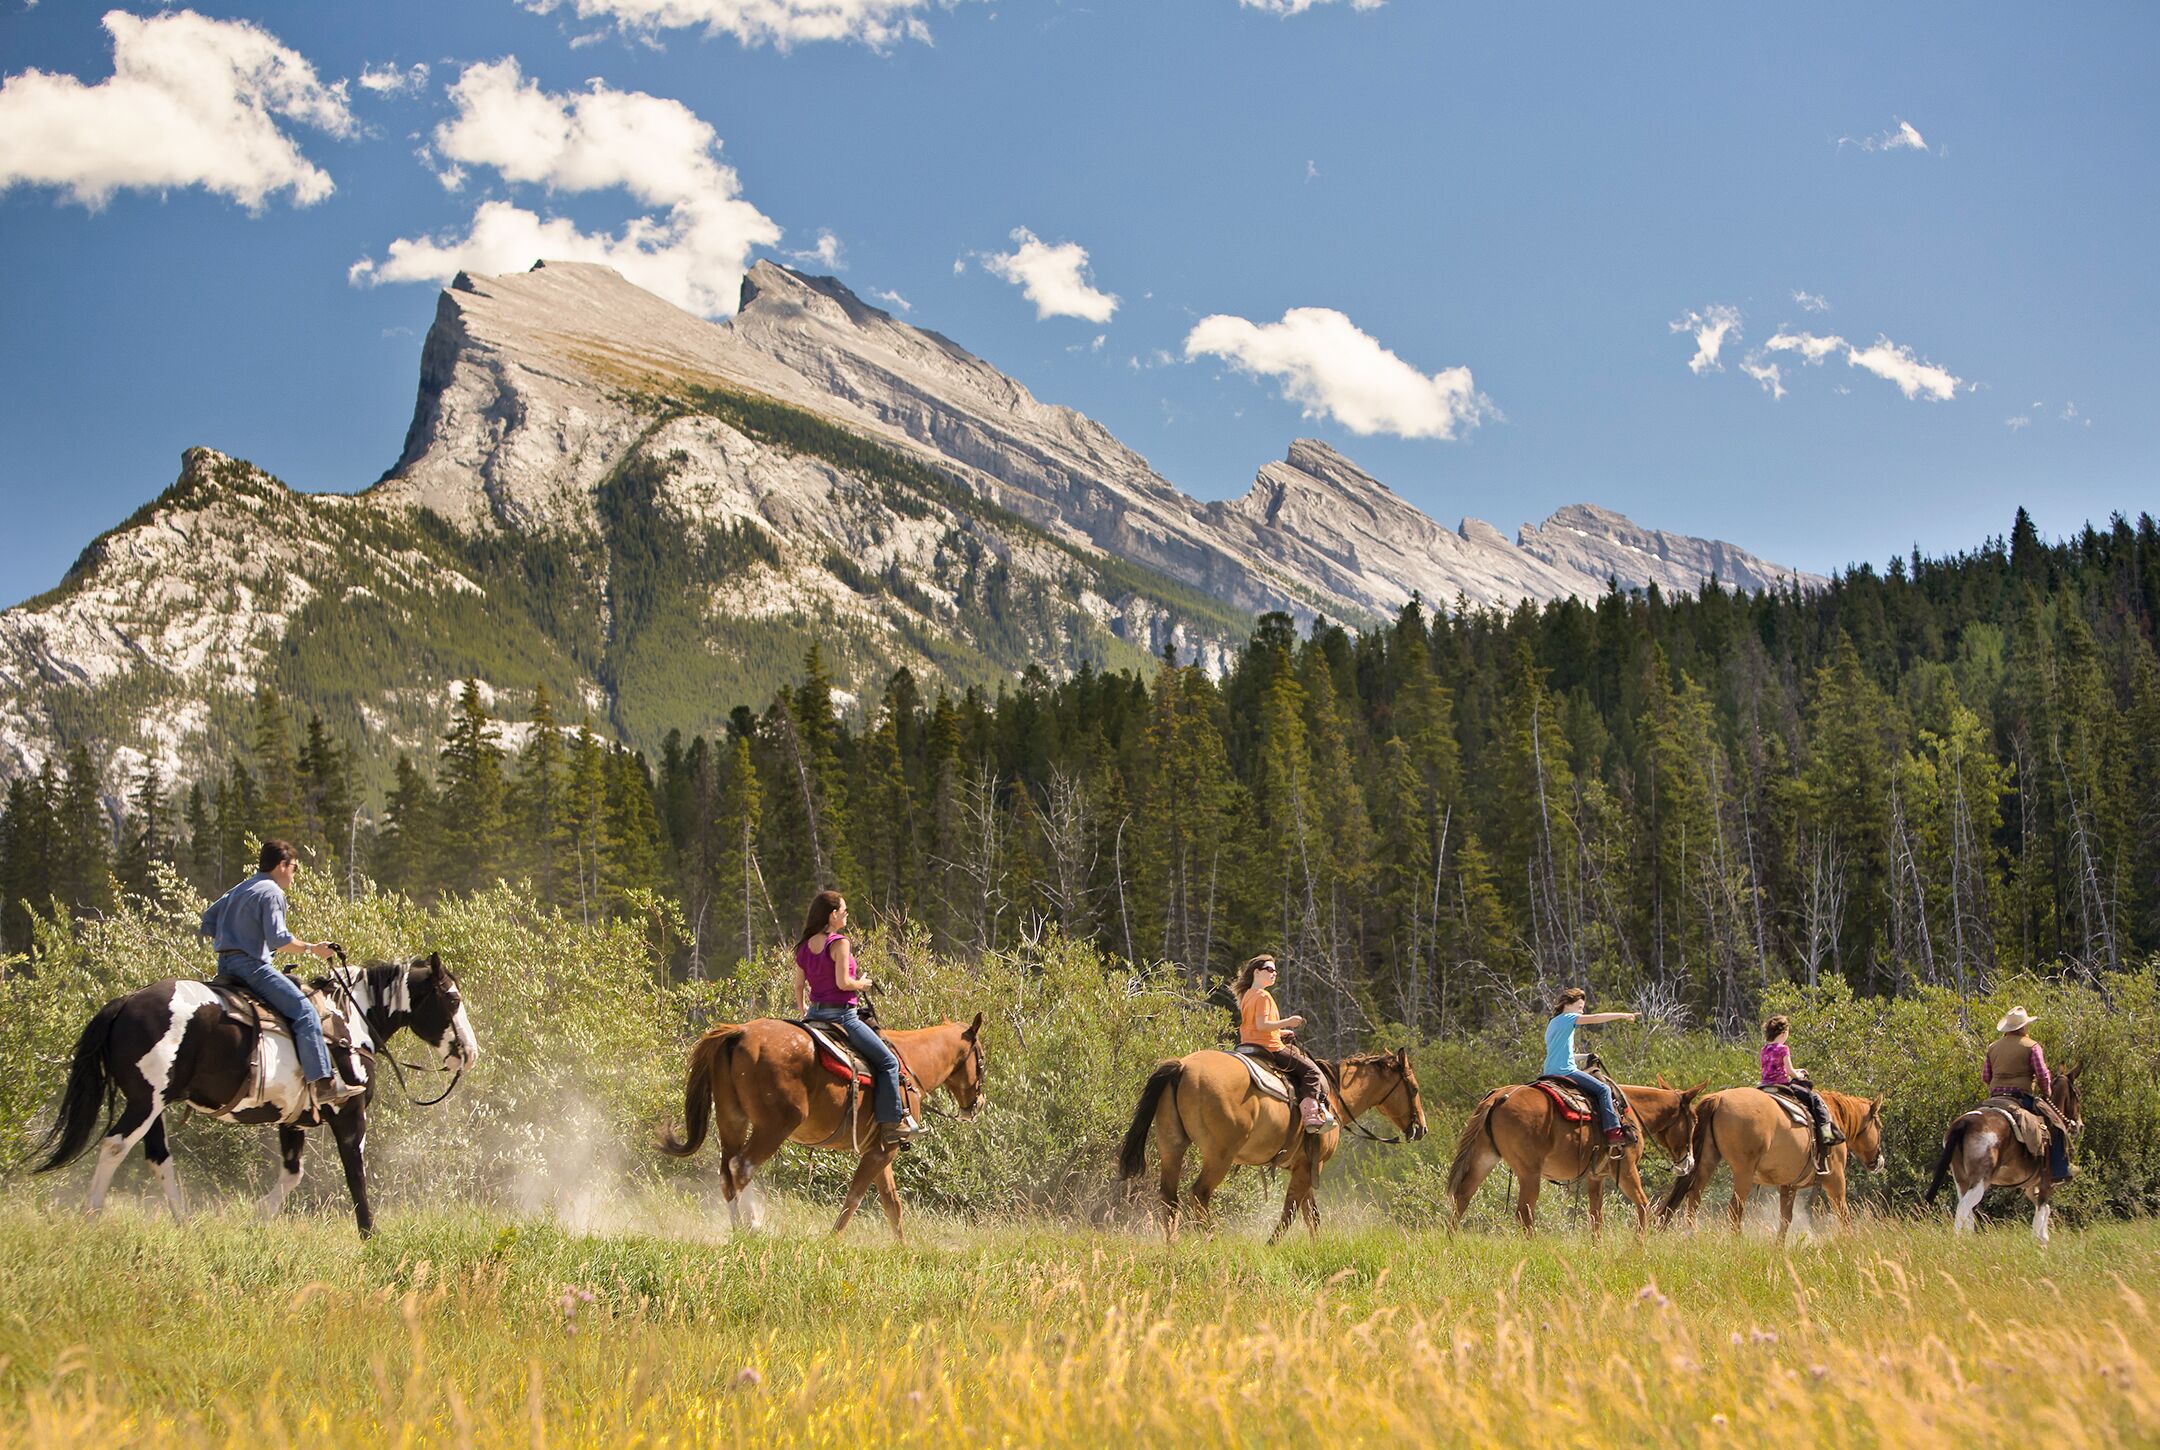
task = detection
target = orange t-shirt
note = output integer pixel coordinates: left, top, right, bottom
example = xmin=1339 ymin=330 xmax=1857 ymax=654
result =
xmin=1240 ymin=988 xmax=1284 ymax=1051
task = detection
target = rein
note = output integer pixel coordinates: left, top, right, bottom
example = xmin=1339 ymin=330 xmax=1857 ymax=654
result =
xmin=1320 ymin=1057 xmax=1413 ymax=1145
xmin=323 ymin=948 xmax=465 ymax=1109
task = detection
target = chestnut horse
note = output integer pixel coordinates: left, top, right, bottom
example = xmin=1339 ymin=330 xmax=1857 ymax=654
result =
xmin=1657 ymin=1088 xmax=1886 ymax=1239
xmin=659 ymin=1014 xmax=985 ymax=1242
xmin=1925 ymin=1066 xmax=2082 ymax=1243
xmin=1117 ymin=1048 xmax=1428 ymax=1242
xmin=1444 ymin=1077 xmax=1703 ymax=1237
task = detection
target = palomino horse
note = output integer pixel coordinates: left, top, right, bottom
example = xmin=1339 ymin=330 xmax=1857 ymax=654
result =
xmin=32 ymin=953 xmax=478 ymax=1237
xmin=659 ymin=1014 xmax=985 ymax=1241
xmin=1658 ymin=1088 xmax=1886 ymax=1239
xmin=1116 ymin=1048 xmax=1427 ymax=1242
xmin=1444 ymin=1076 xmax=1703 ymax=1237
xmin=1926 ymin=1067 xmax=2083 ymax=1243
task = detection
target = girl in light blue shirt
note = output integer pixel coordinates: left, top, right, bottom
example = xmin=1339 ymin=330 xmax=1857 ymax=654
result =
xmin=1543 ymin=987 xmax=1638 ymax=1145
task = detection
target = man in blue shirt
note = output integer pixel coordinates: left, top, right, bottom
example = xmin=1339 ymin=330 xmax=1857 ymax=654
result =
xmin=1543 ymin=986 xmax=1639 ymax=1146
xmin=199 ymin=839 xmax=359 ymax=1113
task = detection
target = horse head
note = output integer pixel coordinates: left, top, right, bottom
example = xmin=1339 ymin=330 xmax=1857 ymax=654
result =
xmin=1845 ymin=1092 xmax=1888 ymax=1172
xmin=940 ymin=1012 xmax=987 ymax=1118
xmin=1387 ymin=1048 xmax=1429 ymax=1141
xmin=371 ymin=951 xmax=479 ymax=1072
xmin=1653 ymin=1083 xmax=1708 ymax=1175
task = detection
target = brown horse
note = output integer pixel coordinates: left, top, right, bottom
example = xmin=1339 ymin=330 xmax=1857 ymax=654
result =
xmin=1444 ymin=1077 xmax=1703 ymax=1237
xmin=1658 ymin=1087 xmax=1886 ymax=1239
xmin=659 ymin=1013 xmax=985 ymax=1241
xmin=1117 ymin=1048 xmax=1427 ymax=1242
xmin=1926 ymin=1067 xmax=2083 ymax=1243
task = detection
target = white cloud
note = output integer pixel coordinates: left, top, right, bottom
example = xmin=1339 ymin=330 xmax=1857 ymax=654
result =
xmin=358 ymin=62 xmax=430 ymax=97
xmin=1841 ymin=117 xmax=1930 ymax=154
xmin=788 ymin=227 xmax=844 ymax=270
xmin=871 ymin=287 xmax=911 ymax=312
xmin=982 ymin=227 xmax=1118 ymax=323
xmin=1670 ymin=304 xmax=1741 ymax=375
xmin=0 ymin=9 xmax=353 ymax=211
xmin=2005 ymin=415 xmax=2030 ymax=431
xmin=1240 ymin=0 xmax=1387 ymax=13
xmin=350 ymin=58 xmax=779 ymax=318
xmin=1764 ymin=329 xmax=1846 ymax=365
xmin=1792 ymin=289 xmax=1830 ymax=313
xmin=1184 ymin=306 xmax=1491 ymax=441
xmin=1845 ymin=336 xmax=1962 ymax=402
xmin=1740 ymin=358 xmax=1785 ymax=399
xmin=1304 ymin=159 xmax=1319 ymax=182
xmin=521 ymin=0 xmax=939 ymax=50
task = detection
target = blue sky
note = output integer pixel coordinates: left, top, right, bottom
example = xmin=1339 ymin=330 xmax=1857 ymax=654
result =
xmin=1 ymin=1 xmax=2153 ymax=607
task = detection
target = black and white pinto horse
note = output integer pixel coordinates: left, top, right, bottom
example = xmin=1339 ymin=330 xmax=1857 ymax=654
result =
xmin=33 ymin=952 xmax=477 ymax=1236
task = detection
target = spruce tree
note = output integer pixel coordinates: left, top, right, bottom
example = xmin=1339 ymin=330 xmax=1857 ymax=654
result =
xmin=437 ymin=680 xmax=507 ymax=894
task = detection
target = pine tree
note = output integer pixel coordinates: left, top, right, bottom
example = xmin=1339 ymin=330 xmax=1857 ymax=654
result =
xmin=715 ymin=730 xmax=766 ymax=965
xmin=51 ymin=744 xmax=113 ymax=919
xmin=380 ymin=754 xmax=439 ymax=897
xmin=437 ymin=680 xmax=507 ymax=894
xmin=298 ymin=714 xmax=355 ymax=856
xmin=0 ymin=773 xmax=53 ymax=952
xmin=115 ymin=763 xmax=171 ymax=899
xmin=251 ymin=687 xmax=303 ymax=842
xmin=562 ymin=722 xmax=613 ymax=927
xmin=511 ymin=684 xmax=568 ymax=908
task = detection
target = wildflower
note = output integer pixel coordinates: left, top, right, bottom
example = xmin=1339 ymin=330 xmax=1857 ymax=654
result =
xmin=1730 ymin=1331 xmax=1745 ymax=1347
xmin=1810 ymin=1364 xmax=1829 ymax=1380
xmin=1712 ymin=1414 xmax=1728 ymax=1427
xmin=1751 ymin=1328 xmax=1779 ymax=1345
xmin=734 ymin=1367 xmax=762 ymax=1389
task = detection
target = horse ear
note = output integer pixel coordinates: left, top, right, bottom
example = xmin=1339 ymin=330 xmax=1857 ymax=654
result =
xmin=1686 ymin=1081 xmax=1707 ymax=1098
xmin=1868 ymin=1094 xmax=1885 ymax=1117
xmin=964 ymin=1011 xmax=983 ymax=1040
xmin=1395 ymin=1046 xmax=1408 ymax=1066
xmin=1656 ymin=1073 xmax=1670 ymax=1089
xmin=427 ymin=951 xmax=442 ymax=970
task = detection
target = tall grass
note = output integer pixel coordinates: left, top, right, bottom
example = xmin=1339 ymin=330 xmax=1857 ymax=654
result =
xmin=0 ymin=1205 xmax=2152 ymax=1447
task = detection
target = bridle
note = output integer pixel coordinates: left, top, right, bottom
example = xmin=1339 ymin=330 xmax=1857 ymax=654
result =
xmin=1321 ymin=1055 xmax=1419 ymax=1146
xmin=323 ymin=947 xmax=466 ymax=1109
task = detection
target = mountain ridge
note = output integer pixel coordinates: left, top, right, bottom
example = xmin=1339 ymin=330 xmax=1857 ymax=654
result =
xmin=1 ymin=258 xmax=1823 ymax=791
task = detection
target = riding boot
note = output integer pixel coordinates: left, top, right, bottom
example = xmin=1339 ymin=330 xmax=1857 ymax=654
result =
xmin=878 ymin=1116 xmax=922 ymax=1152
xmin=1299 ymin=1097 xmax=1332 ymax=1132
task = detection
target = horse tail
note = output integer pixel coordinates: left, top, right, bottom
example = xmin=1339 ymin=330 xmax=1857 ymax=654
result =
xmin=32 ymin=998 xmax=124 ymax=1173
xmin=1925 ymin=1118 xmax=1971 ymax=1203
xmin=1660 ymin=1099 xmax=1718 ymax=1218
xmin=1445 ymin=1088 xmax=1508 ymax=1202
xmin=658 ymin=1028 xmax=741 ymax=1159
xmin=1117 ymin=1061 xmax=1183 ymax=1180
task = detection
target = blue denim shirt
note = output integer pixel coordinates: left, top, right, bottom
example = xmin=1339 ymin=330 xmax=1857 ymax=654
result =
xmin=198 ymin=873 xmax=295 ymax=969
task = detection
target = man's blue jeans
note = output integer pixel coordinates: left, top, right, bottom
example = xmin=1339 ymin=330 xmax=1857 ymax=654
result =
xmin=1556 ymin=1069 xmax=1621 ymax=1133
xmin=807 ymin=1005 xmax=905 ymax=1124
xmin=216 ymin=956 xmax=334 ymax=1082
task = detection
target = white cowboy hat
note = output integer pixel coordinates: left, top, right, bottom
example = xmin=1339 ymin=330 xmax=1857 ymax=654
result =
xmin=1995 ymin=1006 xmax=2036 ymax=1033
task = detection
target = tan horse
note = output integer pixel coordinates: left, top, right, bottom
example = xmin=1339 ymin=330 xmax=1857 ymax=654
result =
xmin=1925 ymin=1067 xmax=2083 ymax=1244
xmin=1444 ymin=1077 xmax=1704 ymax=1237
xmin=1116 ymin=1048 xmax=1427 ymax=1242
xmin=1658 ymin=1088 xmax=1885 ymax=1239
xmin=659 ymin=1014 xmax=985 ymax=1242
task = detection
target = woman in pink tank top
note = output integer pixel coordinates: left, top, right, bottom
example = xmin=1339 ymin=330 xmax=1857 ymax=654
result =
xmin=793 ymin=890 xmax=918 ymax=1150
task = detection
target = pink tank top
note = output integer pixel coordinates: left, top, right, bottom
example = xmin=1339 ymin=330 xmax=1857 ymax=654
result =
xmin=795 ymin=934 xmax=856 ymax=1007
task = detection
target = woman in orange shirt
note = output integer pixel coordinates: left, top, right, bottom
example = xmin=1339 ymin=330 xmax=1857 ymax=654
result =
xmin=1235 ymin=954 xmax=1332 ymax=1131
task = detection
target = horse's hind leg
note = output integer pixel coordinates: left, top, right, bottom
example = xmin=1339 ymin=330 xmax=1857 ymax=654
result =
xmin=2031 ymin=1188 xmax=2053 ymax=1245
xmin=1188 ymin=1150 xmax=1236 ymax=1235
xmin=1726 ymin=1171 xmax=1755 ymax=1235
xmin=1777 ymin=1186 xmax=1797 ymax=1244
xmin=1586 ymin=1176 xmax=1605 ymax=1241
xmin=1514 ymin=1173 xmax=1542 ymax=1236
xmin=258 ymin=1125 xmax=308 ymax=1218
xmin=86 ymin=1094 xmax=160 ymax=1215
xmin=1448 ymin=1145 xmax=1501 ymax=1230
xmin=141 ymin=1115 xmax=187 ymax=1221
xmin=1156 ymin=1127 xmax=1189 ymax=1243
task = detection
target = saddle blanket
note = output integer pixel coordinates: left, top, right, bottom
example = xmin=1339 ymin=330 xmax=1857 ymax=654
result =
xmin=794 ymin=1020 xmax=874 ymax=1086
xmin=1224 ymin=1047 xmax=1294 ymax=1103
xmin=1533 ymin=1076 xmax=1593 ymax=1121
xmin=1977 ymin=1099 xmax=2050 ymax=1158
xmin=1756 ymin=1084 xmax=1814 ymax=1127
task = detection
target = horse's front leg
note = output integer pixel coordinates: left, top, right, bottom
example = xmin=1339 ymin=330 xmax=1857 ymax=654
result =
xmin=1614 ymin=1153 xmax=1650 ymax=1238
xmin=1777 ymin=1185 xmax=1797 ymax=1244
xmin=832 ymin=1148 xmax=893 ymax=1237
xmin=257 ymin=1125 xmax=308 ymax=1218
xmin=1586 ymin=1174 xmax=1606 ymax=1241
xmin=326 ymin=1103 xmax=374 ymax=1238
xmin=2031 ymin=1187 xmax=2053 ymax=1245
xmin=872 ymin=1161 xmax=907 ymax=1243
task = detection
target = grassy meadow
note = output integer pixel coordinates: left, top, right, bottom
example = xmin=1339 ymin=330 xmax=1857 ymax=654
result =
xmin=0 ymin=1197 xmax=2153 ymax=1449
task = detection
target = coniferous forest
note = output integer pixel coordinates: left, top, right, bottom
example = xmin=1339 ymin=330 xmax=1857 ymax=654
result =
xmin=4 ymin=506 xmax=2156 ymax=1042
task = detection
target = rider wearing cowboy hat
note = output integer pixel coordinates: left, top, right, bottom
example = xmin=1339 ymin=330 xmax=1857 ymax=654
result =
xmin=1984 ymin=1006 xmax=2071 ymax=1183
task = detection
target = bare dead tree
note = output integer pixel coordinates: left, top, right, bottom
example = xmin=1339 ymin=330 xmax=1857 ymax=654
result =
xmin=1800 ymin=828 xmax=1848 ymax=990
